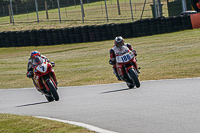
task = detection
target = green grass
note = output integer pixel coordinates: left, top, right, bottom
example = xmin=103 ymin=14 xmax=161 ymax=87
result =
xmin=0 ymin=114 xmax=94 ymax=133
xmin=0 ymin=29 xmax=200 ymax=89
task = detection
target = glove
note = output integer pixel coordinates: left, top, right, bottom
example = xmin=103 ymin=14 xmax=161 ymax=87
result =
xmin=132 ymin=50 xmax=137 ymax=56
xmin=109 ymin=60 xmax=114 ymax=65
xmin=26 ymin=71 xmax=33 ymax=78
xmin=51 ymin=62 xmax=55 ymax=67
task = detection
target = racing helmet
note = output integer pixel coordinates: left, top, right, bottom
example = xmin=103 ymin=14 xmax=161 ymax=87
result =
xmin=30 ymin=50 xmax=41 ymax=59
xmin=114 ymin=36 xmax=124 ymax=48
xmin=33 ymin=56 xmax=43 ymax=66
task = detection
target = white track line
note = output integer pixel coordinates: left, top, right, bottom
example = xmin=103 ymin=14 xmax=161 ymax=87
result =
xmin=35 ymin=116 xmax=118 ymax=133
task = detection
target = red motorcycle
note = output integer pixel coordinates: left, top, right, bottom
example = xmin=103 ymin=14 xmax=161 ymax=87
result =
xmin=32 ymin=56 xmax=59 ymax=102
xmin=116 ymin=50 xmax=140 ymax=88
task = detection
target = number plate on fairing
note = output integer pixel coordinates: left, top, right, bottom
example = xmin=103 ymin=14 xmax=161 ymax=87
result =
xmin=36 ymin=63 xmax=48 ymax=73
xmin=116 ymin=52 xmax=135 ymax=63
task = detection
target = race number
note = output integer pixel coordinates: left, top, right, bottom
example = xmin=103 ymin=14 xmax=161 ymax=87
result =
xmin=116 ymin=52 xmax=134 ymax=63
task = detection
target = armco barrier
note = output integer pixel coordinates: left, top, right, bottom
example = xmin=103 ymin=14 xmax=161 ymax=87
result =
xmin=0 ymin=15 xmax=193 ymax=47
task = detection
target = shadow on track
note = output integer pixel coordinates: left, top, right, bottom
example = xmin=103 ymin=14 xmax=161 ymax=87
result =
xmin=16 ymin=101 xmax=49 ymax=107
xmin=100 ymin=87 xmax=135 ymax=94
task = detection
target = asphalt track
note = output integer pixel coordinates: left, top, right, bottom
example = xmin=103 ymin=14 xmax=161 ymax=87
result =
xmin=0 ymin=78 xmax=200 ymax=133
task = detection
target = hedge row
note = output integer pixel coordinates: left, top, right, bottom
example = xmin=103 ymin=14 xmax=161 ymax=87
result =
xmin=0 ymin=15 xmax=192 ymax=47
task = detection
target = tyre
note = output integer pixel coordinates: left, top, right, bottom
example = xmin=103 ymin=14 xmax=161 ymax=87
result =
xmin=126 ymin=82 xmax=135 ymax=89
xmin=45 ymin=95 xmax=54 ymax=102
xmin=128 ymin=69 xmax=140 ymax=88
xmin=46 ymin=80 xmax=59 ymax=101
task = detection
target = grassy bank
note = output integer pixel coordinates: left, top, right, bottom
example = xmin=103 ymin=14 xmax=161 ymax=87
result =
xmin=0 ymin=29 xmax=200 ymax=89
xmin=0 ymin=114 xmax=94 ymax=133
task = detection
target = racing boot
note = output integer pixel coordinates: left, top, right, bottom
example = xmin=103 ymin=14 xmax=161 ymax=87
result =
xmin=136 ymin=67 xmax=141 ymax=74
xmin=113 ymin=68 xmax=121 ymax=81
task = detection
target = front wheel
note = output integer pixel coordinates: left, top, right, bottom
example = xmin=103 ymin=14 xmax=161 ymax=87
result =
xmin=128 ymin=69 xmax=140 ymax=88
xmin=46 ymin=80 xmax=59 ymax=101
xmin=45 ymin=95 xmax=54 ymax=102
xmin=126 ymin=82 xmax=135 ymax=89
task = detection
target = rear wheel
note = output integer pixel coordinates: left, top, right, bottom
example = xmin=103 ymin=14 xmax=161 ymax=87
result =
xmin=46 ymin=80 xmax=59 ymax=101
xmin=128 ymin=69 xmax=140 ymax=88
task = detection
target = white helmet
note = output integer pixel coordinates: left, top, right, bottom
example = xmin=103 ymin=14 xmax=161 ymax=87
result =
xmin=114 ymin=36 xmax=124 ymax=48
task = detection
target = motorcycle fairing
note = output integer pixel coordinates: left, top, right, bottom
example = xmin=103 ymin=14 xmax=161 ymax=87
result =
xmin=33 ymin=63 xmax=57 ymax=90
xmin=35 ymin=62 xmax=48 ymax=73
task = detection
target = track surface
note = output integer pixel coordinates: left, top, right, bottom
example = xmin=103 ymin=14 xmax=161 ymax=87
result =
xmin=1 ymin=78 xmax=200 ymax=133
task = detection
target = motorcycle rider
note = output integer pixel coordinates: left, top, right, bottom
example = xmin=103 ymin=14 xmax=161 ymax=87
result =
xmin=109 ymin=36 xmax=140 ymax=80
xmin=26 ymin=50 xmax=58 ymax=89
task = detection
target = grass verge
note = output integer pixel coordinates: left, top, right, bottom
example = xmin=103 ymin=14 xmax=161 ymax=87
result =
xmin=0 ymin=114 xmax=94 ymax=133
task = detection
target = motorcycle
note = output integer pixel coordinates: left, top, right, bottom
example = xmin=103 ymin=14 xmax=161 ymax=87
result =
xmin=116 ymin=50 xmax=140 ymax=89
xmin=32 ymin=56 xmax=59 ymax=102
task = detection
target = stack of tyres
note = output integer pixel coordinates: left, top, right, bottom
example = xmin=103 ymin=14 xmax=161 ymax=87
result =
xmin=131 ymin=21 xmax=137 ymax=37
xmin=38 ymin=29 xmax=48 ymax=46
xmin=58 ymin=29 xmax=65 ymax=44
xmin=81 ymin=26 xmax=90 ymax=42
xmin=46 ymin=29 xmax=54 ymax=45
xmin=149 ymin=18 xmax=157 ymax=35
xmin=62 ymin=28 xmax=71 ymax=44
xmin=100 ymin=24 xmax=109 ymax=41
xmin=52 ymin=29 xmax=60 ymax=45
xmin=88 ymin=25 xmax=96 ymax=42
xmin=173 ymin=16 xmax=183 ymax=31
xmin=134 ymin=20 xmax=143 ymax=37
xmin=106 ymin=24 xmax=114 ymax=40
xmin=166 ymin=17 xmax=174 ymax=33
xmin=4 ymin=31 xmax=12 ymax=47
xmin=123 ymin=22 xmax=132 ymax=38
xmin=16 ymin=31 xmax=24 ymax=47
xmin=29 ymin=30 xmax=39 ymax=46
xmin=116 ymin=23 xmax=125 ymax=37
xmin=22 ymin=31 xmax=31 ymax=46
xmin=94 ymin=25 xmax=102 ymax=41
xmin=181 ymin=15 xmax=192 ymax=30
xmin=155 ymin=17 xmax=163 ymax=34
xmin=140 ymin=19 xmax=151 ymax=36
xmin=74 ymin=27 xmax=83 ymax=43
xmin=111 ymin=24 xmax=119 ymax=38
xmin=161 ymin=17 xmax=168 ymax=33
xmin=68 ymin=27 xmax=76 ymax=43
xmin=0 ymin=32 xmax=6 ymax=47
xmin=9 ymin=31 xmax=18 ymax=47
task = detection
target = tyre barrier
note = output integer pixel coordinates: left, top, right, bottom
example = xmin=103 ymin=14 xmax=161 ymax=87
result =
xmin=46 ymin=29 xmax=55 ymax=45
xmin=74 ymin=27 xmax=83 ymax=43
xmin=62 ymin=28 xmax=71 ymax=44
xmin=149 ymin=18 xmax=158 ymax=35
xmin=166 ymin=17 xmax=174 ymax=33
xmin=141 ymin=19 xmax=151 ymax=36
xmin=173 ymin=16 xmax=183 ymax=31
xmin=0 ymin=15 xmax=193 ymax=47
xmin=100 ymin=24 xmax=109 ymax=41
xmin=68 ymin=27 xmax=76 ymax=44
xmin=22 ymin=31 xmax=31 ymax=46
xmin=81 ymin=26 xmax=90 ymax=42
xmin=94 ymin=25 xmax=102 ymax=41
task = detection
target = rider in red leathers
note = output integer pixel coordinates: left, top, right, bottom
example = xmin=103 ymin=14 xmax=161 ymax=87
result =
xmin=109 ymin=36 xmax=139 ymax=80
xmin=26 ymin=50 xmax=58 ymax=91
